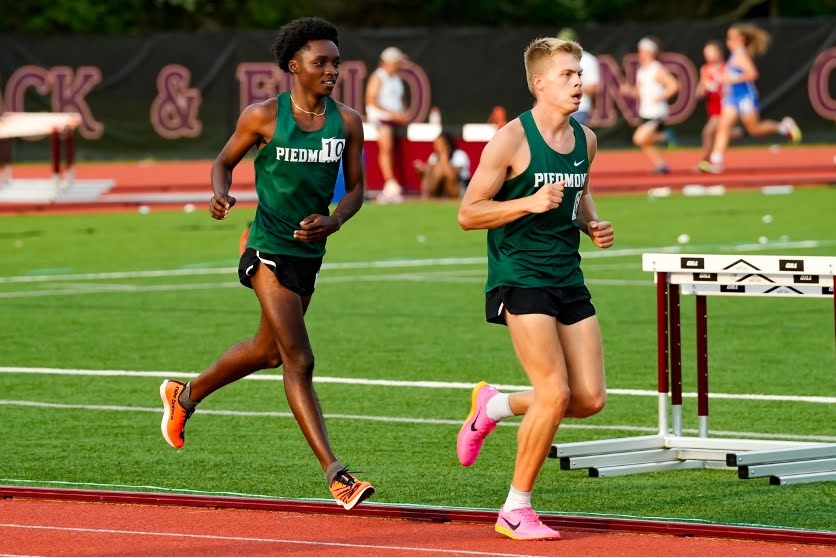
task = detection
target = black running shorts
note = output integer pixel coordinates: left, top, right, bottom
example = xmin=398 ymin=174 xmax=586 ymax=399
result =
xmin=485 ymin=285 xmax=596 ymax=326
xmin=640 ymin=118 xmax=667 ymax=131
xmin=238 ymin=248 xmax=322 ymax=297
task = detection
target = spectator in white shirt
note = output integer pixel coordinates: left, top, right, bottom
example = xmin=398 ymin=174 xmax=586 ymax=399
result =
xmin=365 ymin=46 xmax=409 ymax=204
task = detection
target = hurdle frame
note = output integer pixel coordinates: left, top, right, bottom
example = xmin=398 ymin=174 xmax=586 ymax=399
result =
xmin=0 ymin=111 xmax=81 ymax=192
xmin=48 ymin=126 xmax=77 ymax=190
xmin=550 ymin=253 xmax=836 ymax=485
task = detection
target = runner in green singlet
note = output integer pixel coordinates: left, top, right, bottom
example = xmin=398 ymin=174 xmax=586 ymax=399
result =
xmin=158 ymin=17 xmax=374 ymax=511
xmin=455 ymin=37 xmax=615 ymax=541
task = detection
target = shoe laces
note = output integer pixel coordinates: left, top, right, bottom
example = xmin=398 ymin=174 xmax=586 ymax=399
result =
xmin=176 ymin=399 xmax=195 ymax=422
xmin=515 ymin=507 xmax=542 ymax=527
xmin=333 ymin=467 xmax=362 ymax=487
xmin=173 ymin=383 xmax=196 ymax=421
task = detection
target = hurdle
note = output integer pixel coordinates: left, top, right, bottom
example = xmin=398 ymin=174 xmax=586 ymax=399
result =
xmin=0 ymin=112 xmax=114 ymax=203
xmin=0 ymin=112 xmax=81 ymax=187
xmin=550 ymin=253 xmax=836 ymax=485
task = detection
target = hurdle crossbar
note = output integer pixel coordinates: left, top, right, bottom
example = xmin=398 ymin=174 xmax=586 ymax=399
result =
xmin=0 ymin=112 xmax=81 ymax=191
xmin=550 ymin=253 xmax=836 ymax=485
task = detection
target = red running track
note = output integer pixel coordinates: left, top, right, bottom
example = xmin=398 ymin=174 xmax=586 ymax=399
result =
xmin=8 ymin=144 xmax=833 ymax=191
xmin=2 ymin=498 xmax=835 ymax=557
xmin=2 ymin=144 xmax=833 ymax=214
xmin=1 ymin=486 xmax=834 ymax=556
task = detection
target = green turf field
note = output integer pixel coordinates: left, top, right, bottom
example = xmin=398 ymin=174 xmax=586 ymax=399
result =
xmin=1 ymin=187 xmax=835 ymax=532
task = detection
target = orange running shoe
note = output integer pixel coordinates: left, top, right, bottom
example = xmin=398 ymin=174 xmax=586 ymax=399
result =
xmin=329 ymin=468 xmax=375 ymax=510
xmin=159 ymin=380 xmax=193 ymax=449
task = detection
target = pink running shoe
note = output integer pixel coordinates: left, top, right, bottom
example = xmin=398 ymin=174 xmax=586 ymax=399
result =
xmin=456 ymin=381 xmax=499 ymax=466
xmin=495 ymin=506 xmax=561 ymax=541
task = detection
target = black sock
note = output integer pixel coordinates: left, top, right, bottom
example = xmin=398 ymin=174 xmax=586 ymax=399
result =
xmin=177 ymin=382 xmax=199 ymax=413
xmin=325 ymin=461 xmax=345 ymax=485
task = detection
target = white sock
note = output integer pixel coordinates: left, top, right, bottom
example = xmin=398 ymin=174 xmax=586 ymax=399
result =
xmin=709 ymin=152 xmax=723 ymax=165
xmin=485 ymin=392 xmax=514 ymax=422
xmin=777 ymin=120 xmax=789 ymax=135
xmin=503 ymin=485 xmax=532 ymax=512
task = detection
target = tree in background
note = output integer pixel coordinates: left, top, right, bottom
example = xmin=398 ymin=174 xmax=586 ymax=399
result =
xmin=0 ymin=0 xmax=832 ymax=33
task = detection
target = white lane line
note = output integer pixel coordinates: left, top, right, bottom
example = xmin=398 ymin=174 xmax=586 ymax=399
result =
xmin=0 ymin=267 xmax=235 ymax=284
xmin=1 ymin=239 xmax=827 ymax=284
xmin=325 ymin=256 xmax=488 ymax=269
xmin=0 ymin=282 xmax=241 ymax=298
xmin=0 ymin=524 xmax=522 ymax=557
xmin=1 ymin=400 xmax=834 ymax=442
xmin=0 ymin=276 xmax=650 ymax=299
xmin=1 ymin=367 xmax=833 ymax=405
xmin=0 ymin=399 xmax=654 ymax=434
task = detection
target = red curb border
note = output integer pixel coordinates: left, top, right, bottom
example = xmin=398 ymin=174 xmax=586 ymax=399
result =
xmin=1 ymin=485 xmax=833 ymax=546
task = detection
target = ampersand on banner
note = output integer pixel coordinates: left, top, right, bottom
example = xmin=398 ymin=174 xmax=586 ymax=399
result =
xmin=150 ymin=64 xmax=202 ymax=139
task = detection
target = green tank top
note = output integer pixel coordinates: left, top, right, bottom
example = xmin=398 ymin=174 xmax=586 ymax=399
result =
xmin=485 ymin=113 xmax=588 ymax=291
xmin=247 ymin=92 xmax=344 ymax=258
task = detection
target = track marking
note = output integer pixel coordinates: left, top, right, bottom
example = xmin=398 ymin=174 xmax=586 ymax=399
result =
xmin=0 ymin=523 xmax=523 ymax=557
xmin=0 ymin=281 xmax=241 ymax=299
xmin=0 ymin=275 xmax=651 ymax=299
xmin=0 ymin=267 xmax=234 ymax=284
xmin=1 ymin=399 xmax=834 ymax=442
xmin=0 ymin=399 xmax=655 ymax=434
xmin=1 ymin=367 xmax=832 ymax=405
xmin=0 ymin=239 xmax=829 ymax=284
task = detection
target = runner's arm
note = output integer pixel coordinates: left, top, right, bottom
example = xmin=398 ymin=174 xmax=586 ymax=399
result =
xmin=734 ymin=53 xmax=759 ymax=83
xmin=576 ymin=127 xmax=614 ymax=249
xmin=657 ymin=67 xmax=679 ymax=101
xmin=209 ymin=102 xmax=270 ymax=219
xmin=458 ymin=122 xmax=563 ymax=231
xmin=332 ymin=106 xmax=365 ymax=228
xmin=294 ymin=105 xmax=365 ymax=242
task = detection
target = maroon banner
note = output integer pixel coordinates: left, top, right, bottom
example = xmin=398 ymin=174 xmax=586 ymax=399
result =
xmin=0 ymin=19 xmax=832 ymax=162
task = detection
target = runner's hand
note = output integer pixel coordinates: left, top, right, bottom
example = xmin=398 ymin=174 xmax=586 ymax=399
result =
xmin=529 ymin=182 xmax=564 ymax=214
xmin=209 ymin=194 xmax=236 ymax=220
xmin=294 ymin=214 xmax=341 ymax=242
xmin=588 ymin=220 xmax=614 ymax=249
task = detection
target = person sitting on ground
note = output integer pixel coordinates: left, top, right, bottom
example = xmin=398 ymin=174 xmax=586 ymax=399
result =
xmin=413 ymin=131 xmax=471 ymax=200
